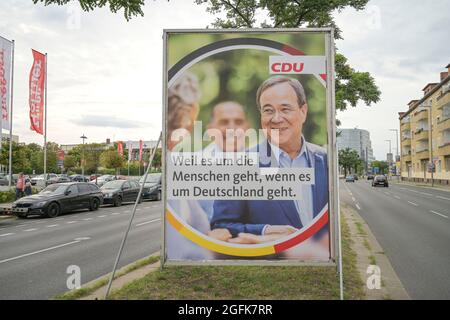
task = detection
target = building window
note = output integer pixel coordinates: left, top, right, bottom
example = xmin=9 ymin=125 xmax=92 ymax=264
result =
xmin=445 ymin=156 xmax=450 ymax=172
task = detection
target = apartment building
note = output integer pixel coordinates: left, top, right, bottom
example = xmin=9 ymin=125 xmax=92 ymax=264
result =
xmin=399 ymin=63 xmax=450 ymax=185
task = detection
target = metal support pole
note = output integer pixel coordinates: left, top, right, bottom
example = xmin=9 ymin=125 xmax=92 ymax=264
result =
xmin=43 ymin=53 xmax=47 ymax=181
xmin=104 ymin=132 xmax=162 ymax=299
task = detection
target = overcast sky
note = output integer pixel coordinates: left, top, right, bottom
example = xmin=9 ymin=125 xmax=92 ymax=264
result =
xmin=1 ymin=0 xmax=449 ymax=159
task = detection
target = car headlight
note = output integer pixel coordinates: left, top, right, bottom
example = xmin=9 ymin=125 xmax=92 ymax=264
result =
xmin=34 ymin=201 xmax=47 ymax=207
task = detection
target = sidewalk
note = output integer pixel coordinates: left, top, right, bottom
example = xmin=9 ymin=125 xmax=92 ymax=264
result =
xmin=342 ymin=203 xmax=410 ymax=300
xmin=392 ymin=180 xmax=450 ymax=193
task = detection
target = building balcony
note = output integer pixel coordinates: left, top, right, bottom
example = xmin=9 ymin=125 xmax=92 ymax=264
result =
xmin=401 ymin=154 xmax=411 ymax=162
xmin=414 ymin=129 xmax=429 ymax=141
xmin=437 ymin=142 xmax=450 ymax=157
xmin=401 ymin=121 xmax=411 ymax=130
xmin=415 ymin=149 xmax=429 ymax=159
xmin=413 ymin=110 xmax=429 ymax=121
xmin=402 ymin=138 xmax=411 ymax=146
xmin=437 ymin=116 xmax=450 ymax=132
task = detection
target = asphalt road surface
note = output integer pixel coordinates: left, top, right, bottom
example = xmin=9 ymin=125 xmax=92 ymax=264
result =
xmin=340 ymin=179 xmax=450 ymax=299
xmin=0 ymin=200 xmax=162 ymax=300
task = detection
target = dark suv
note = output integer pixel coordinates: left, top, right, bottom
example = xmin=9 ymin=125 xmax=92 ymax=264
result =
xmin=372 ymin=175 xmax=388 ymax=187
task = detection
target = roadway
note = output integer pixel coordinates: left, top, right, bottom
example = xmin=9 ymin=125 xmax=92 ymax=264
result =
xmin=0 ymin=200 xmax=162 ymax=300
xmin=340 ymin=178 xmax=450 ymax=299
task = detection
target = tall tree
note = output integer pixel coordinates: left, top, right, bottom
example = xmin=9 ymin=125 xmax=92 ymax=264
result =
xmin=32 ymin=0 xmax=144 ymax=20
xmin=195 ymin=0 xmax=381 ymax=113
xmin=338 ymin=148 xmax=360 ymax=176
xmin=99 ymin=150 xmax=125 ymax=175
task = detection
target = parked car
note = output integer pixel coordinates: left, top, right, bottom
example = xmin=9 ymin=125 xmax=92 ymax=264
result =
xmin=31 ymin=173 xmax=57 ymax=186
xmin=47 ymin=174 xmax=72 ymax=185
xmin=345 ymin=175 xmax=355 ymax=182
xmin=95 ymin=174 xmax=116 ymax=187
xmin=352 ymin=174 xmax=359 ymax=180
xmin=372 ymin=175 xmax=389 ymax=187
xmin=12 ymin=182 xmax=103 ymax=218
xmin=100 ymin=179 xmax=142 ymax=207
xmin=139 ymin=173 xmax=162 ymax=201
xmin=90 ymin=174 xmax=101 ymax=181
xmin=69 ymin=174 xmax=90 ymax=182
xmin=0 ymin=173 xmax=8 ymax=186
xmin=367 ymin=175 xmax=374 ymax=180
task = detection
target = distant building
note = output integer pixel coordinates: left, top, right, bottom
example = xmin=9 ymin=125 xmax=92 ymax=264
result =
xmin=398 ymin=63 xmax=450 ymax=185
xmin=337 ymin=128 xmax=375 ymax=166
xmin=0 ymin=133 xmax=19 ymax=144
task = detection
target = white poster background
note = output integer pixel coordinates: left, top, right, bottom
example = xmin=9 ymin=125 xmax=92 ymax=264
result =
xmin=0 ymin=36 xmax=11 ymax=131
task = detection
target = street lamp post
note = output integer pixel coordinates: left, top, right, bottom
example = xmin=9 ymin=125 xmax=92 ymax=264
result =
xmin=390 ymin=129 xmax=399 ymax=180
xmin=385 ymin=139 xmax=392 ymax=177
xmin=80 ymin=134 xmax=87 ymax=177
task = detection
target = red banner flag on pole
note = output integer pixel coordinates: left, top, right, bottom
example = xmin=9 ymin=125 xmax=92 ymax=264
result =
xmin=139 ymin=140 xmax=143 ymax=162
xmin=117 ymin=141 xmax=123 ymax=156
xmin=29 ymin=49 xmax=45 ymax=135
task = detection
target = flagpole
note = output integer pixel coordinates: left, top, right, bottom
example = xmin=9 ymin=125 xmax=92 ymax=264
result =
xmin=8 ymin=40 xmax=14 ymax=187
xmin=43 ymin=53 xmax=47 ymax=180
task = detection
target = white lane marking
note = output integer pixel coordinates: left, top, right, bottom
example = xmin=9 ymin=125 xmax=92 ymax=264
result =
xmin=394 ymin=195 xmax=401 ymax=199
xmin=98 ymin=215 xmax=107 ymax=218
xmin=351 ymin=197 xmax=356 ymax=202
xmin=384 ymin=192 xmax=390 ymax=195
xmin=82 ymin=218 xmax=93 ymax=221
xmin=135 ymin=218 xmax=161 ymax=227
xmin=355 ymin=204 xmax=361 ymax=210
xmin=54 ymin=218 xmax=64 ymax=221
xmin=151 ymin=205 xmax=158 ymax=208
xmin=124 ymin=210 xmax=131 ymax=213
xmin=111 ymin=212 xmax=120 ymax=215
xmin=0 ymin=233 xmax=15 ymax=237
xmin=23 ymin=228 xmax=38 ymax=232
xmin=408 ymin=201 xmax=418 ymax=207
xmin=0 ymin=238 xmax=89 ymax=265
xmin=136 ymin=208 xmax=142 ymax=211
xmin=46 ymin=224 xmax=59 ymax=228
xmin=436 ymin=195 xmax=450 ymax=201
xmin=430 ymin=210 xmax=449 ymax=219
xmin=66 ymin=221 xmax=77 ymax=224
xmin=420 ymin=192 xmax=433 ymax=196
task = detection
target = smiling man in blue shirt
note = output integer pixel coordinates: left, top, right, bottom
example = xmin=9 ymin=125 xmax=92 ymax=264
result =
xmin=211 ymin=76 xmax=329 ymax=243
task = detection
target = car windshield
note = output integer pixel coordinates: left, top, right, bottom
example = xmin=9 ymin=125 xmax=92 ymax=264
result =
xmin=40 ymin=184 xmax=68 ymax=195
xmin=140 ymin=174 xmax=161 ymax=183
xmin=98 ymin=175 xmax=112 ymax=180
xmin=101 ymin=180 xmax=123 ymax=189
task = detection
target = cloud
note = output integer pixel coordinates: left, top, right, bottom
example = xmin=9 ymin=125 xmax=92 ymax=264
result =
xmin=72 ymin=115 xmax=151 ymax=129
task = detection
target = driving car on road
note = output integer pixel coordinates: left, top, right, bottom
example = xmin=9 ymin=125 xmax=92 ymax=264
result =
xmin=345 ymin=175 xmax=355 ymax=182
xmin=100 ymin=179 xmax=142 ymax=207
xmin=372 ymin=175 xmax=389 ymax=187
xmin=12 ymin=182 xmax=103 ymax=218
xmin=139 ymin=173 xmax=162 ymax=201
xmin=367 ymin=175 xmax=374 ymax=180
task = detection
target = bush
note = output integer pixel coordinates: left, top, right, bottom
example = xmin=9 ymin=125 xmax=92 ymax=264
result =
xmin=0 ymin=189 xmax=16 ymax=203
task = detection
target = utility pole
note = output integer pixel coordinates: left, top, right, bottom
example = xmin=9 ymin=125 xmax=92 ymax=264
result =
xmin=390 ymin=129 xmax=399 ymax=180
xmin=385 ymin=139 xmax=392 ymax=177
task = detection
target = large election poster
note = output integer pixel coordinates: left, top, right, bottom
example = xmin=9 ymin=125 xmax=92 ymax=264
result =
xmin=163 ymin=29 xmax=337 ymax=265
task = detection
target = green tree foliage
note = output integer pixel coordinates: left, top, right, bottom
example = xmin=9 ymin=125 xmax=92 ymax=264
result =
xmin=99 ymin=150 xmax=125 ymax=174
xmin=63 ymin=154 xmax=77 ymax=172
xmin=67 ymin=143 xmax=107 ymax=174
xmin=371 ymin=160 xmax=388 ymax=174
xmin=194 ymin=0 xmax=381 ymax=112
xmin=338 ymin=147 xmax=360 ymax=176
xmin=32 ymin=0 xmax=144 ymax=20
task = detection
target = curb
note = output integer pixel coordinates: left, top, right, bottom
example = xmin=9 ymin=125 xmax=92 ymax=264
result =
xmin=392 ymin=180 xmax=450 ymax=193
xmin=342 ymin=203 xmax=410 ymax=300
xmin=80 ymin=252 xmax=160 ymax=300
